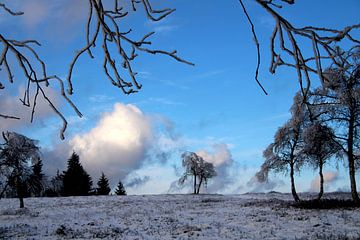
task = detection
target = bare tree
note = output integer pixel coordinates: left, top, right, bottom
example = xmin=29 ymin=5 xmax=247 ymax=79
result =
xmin=0 ymin=1 xmax=193 ymax=139
xmin=309 ymin=47 xmax=360 ymax=203
xmin=178 ymin=151 xmax=216 ymax=194
xmin=301 ymin=123 xmax=339 ymax=200
xmin=0 ymin=132 xmax=41 ymax=208
xmin=179 ymin=152 xmax=201 ymax=194
xmin=259 ymin=92 xmax=308 ymax=202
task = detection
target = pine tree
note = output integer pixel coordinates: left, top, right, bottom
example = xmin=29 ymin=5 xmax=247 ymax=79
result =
xmin=114 ymin=180 xmax=126 ymax=195
xmin=96 ymin=172 xmax=111 ymax=195
xmin=28 ymin=157 xmax=45 ymax=197
xmin=62 ymin=152 xmax=93 ymax=196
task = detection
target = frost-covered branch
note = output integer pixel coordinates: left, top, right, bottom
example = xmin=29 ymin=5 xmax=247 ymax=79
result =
xmin=67 ymin=0 xmax=194 ymax=95
xmin=0 ymin=0 xmax=192 ymax=139
xmin=239 ymin=0 xmax=360 ymax=97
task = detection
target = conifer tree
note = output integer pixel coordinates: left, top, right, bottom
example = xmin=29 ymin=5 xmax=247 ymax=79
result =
xmin=96 ymin=172 xmax=111 ymax=195
xmin=28 ymin=157 xmax=45 ymax=197
xmin=62 ymin=152 xmax=92 ymax=196
xmin=114 ymin=180 xmax=126 ymax=196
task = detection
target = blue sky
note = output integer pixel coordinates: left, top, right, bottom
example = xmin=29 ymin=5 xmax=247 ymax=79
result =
xmin=1 ymin=0 xmax=359 ymax=194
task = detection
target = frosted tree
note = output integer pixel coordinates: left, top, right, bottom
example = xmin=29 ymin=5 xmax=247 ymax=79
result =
xmin=301 ymin=123 xmax=339 ymax=200
xmin=96 ymin=172 xmax=111 ymax=195
xmin=0 ymin=132 xmax=41 ymax=208
xmin=178 ymin=152 xmax=216 ymax=194
xmin=195 ymin=159 xmax=216 ymax=194
xmin=260 ymin=92 xmax=308 ymax=202
xmin=179 ymin=152 xmax=201 ymax=194
xmin=309 ymin=47 xmax=360 ymax=203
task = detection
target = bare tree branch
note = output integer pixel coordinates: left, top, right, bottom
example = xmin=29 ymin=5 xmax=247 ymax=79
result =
xmin=239 ymin=0 xmax=360 ymax=98
xmin=67 ymin=0 xmax=194 ymax=96
xmin=0 ymin=0 xmax=192 ymax=139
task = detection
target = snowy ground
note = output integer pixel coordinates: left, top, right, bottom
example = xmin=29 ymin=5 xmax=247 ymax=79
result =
xmin=1 ymin=193 xmax=360 ymax=239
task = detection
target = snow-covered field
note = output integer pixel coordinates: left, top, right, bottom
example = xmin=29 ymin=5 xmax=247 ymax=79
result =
xmin=1 ymin=193 xmax=360 ymax=239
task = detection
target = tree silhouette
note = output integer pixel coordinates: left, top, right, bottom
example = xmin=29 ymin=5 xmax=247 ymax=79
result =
xmin=195 ymin=159 xmax=216 ymax=194
xmin=114 ymin=180 xmax=126 ymax=196
xmin=179 ymin=152 xmax=216 ymax=194
xmin=260 ymin=93 xmax=309 ymax=202
xmin=62 ymin=152 xmax=92 ymax=196
xmin=96 ymin=172 xmax=111 ymax=195
xmin=0 ymin=132 xmax=40 ymax=208
xmin=301 ymin=123 xmax=339 ymax=200
xmin=27 ymin=157 xmax=45 ymax=197
xmin=309 ymin=48 xmax=360 ymax=203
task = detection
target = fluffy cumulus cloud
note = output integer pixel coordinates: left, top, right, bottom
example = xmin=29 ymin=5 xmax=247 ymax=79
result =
xmin=69 ymin=103 xmax=153 ymax=186
xmin=309 ymin=171 xmax=339 ymax=192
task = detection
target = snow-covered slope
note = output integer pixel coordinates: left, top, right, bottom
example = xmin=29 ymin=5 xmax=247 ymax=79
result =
xmin=1 ymin=193 xmax=359 ymax=239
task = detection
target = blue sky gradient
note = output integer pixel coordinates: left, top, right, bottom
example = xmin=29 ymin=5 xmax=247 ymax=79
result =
xmin=1 ymin=0 xmax=359 ymax=194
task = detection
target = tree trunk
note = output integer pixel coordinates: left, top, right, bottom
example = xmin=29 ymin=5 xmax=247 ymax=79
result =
xmin=348 ymin=114 xmax=360 ymax=203
xmin=348 ymin=153 xmax=359 ymax=203
xmin=317 ymin=160 xmax=324 ymax=201
xmin=193 ymin=174 xmax=197 ymax=194
xmin=290 ymin=163 xmax=300 ymax=202
xmin=19 ymin=197 xmax=24 ymax=208
xmin=197 ymin=177 xmax=203 ymax=194
xmin=16 ymin=177 xmax=25 ymax=208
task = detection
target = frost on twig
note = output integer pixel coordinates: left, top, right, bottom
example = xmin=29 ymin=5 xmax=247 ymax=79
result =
xmin=0 ymin=0 xmax=192 ymax=139
xmin=239 ymin=0 xmax=360 ymax=98
xmin=0 ymin=3 xmax=82 ymax=139
xmin=67 ymin=0 xmax=194 ymax=96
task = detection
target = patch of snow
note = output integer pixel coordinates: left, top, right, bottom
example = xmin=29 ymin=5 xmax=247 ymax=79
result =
xmin=0 ymin=193 xmax=359 ymax=239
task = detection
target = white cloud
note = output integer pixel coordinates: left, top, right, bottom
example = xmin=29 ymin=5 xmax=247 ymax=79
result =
xmin=69 ymin=103 xmax=153 ymax=186
xmin=197 ymin=143 xmax=232 ymax=168
xmin=309 ymin=171 xmax=339 ymax=192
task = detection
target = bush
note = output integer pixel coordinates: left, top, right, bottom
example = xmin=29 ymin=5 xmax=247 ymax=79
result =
xmin=292 ymin=199 xmax=360 ymax=209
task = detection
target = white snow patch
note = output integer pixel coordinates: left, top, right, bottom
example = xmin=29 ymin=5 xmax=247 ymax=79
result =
xmin=0 ymin=193 xmax=359 ymax=239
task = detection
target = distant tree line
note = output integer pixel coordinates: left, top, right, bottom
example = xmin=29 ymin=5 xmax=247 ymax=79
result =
xmin=0 ymin=135 xmax=126 ymax=208
xmin=258 ymin=47 xmax=360 ymax=203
